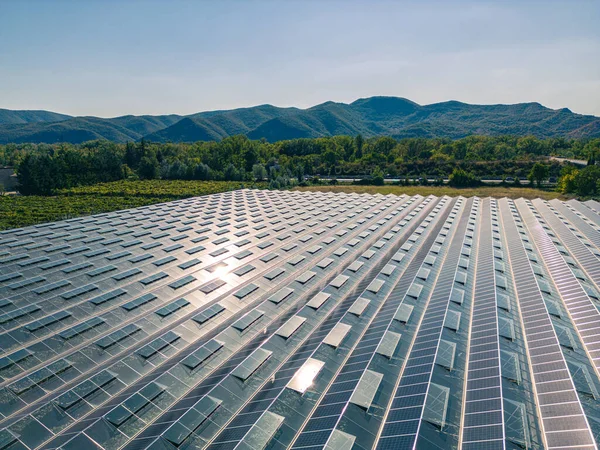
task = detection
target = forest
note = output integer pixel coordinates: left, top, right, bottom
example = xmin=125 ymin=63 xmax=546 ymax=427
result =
xmin=2 ymin=134 xmax=600 ymax=196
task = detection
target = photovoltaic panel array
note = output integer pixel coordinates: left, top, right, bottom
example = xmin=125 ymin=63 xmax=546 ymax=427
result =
xmin=0 ymin=189 xmax=599 ymax=450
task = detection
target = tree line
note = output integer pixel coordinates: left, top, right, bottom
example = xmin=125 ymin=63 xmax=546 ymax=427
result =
xmin=3 ymin=135 xmax=599 ymax=195
xmin=558 ymin=165 xmax=600 ymax=197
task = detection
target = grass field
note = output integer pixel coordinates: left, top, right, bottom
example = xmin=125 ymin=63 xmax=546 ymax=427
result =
xmin=0 ymin=180 xmax=265 ymax=230
xmin=0 ymin=180 xmax=569 ymax=231
xmin=294 ymin=184 xmax=570 ymax=200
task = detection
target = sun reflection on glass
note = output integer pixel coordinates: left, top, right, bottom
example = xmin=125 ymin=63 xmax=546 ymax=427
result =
xmin=213 ymin=265 xmax=229 ymax=279
xmin=287 ymin=358 xmax=325 ymax=394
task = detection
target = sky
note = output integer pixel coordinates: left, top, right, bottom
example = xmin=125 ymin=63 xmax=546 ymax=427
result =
xmin=0 ymin=0 xmax=599 ymax=117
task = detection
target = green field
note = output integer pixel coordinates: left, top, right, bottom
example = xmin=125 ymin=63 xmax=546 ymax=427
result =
xmin=294 ymin=184 xmax=570 ymax=201
xmin=0 ymin=180 xmax=265 ymax=230
xmin=0 ymin=179 xmax=570 ymax=231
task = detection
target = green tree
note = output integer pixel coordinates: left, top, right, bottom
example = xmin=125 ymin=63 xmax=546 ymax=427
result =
xmin=243 ymin=145 xmax=259 ymax=173
xmin=252 ymin=164 xmax=267 ymax=181
xmin=587 ymin=150 xmax=596 ymax=166
xmin=16 ymin=153 xmax=58 ymax=195
xmin=558 ymin=167 xmax=578 ymax=194
xmin=125 ymin=142 xmax=144 ymax=169
xmin=558 ymin=169 xmax=579 ymax=194
xmin=193 ymin=163 xmax=211 ymax=180
xmin=93 ymin=143 xmax=125 ymax=182
xmin=6 ymin=134 xmax=600 ymax=196
xmin=517 ymin=136 xmax=543 ymax=156
xmin=224 ymin=164 xmax=242 ymax=181
xmin=121 ymin=164 xmax=137 ymax=180
xmin=528 ymin=163 xmax=550 ymax=188
xmin=167 ymin=161 xmax=188 ymax=179
xmin=323 ymin=150 xmax=338 ymax=169
xmin=138 ymin=155 xmax=160 ymax=180
xmin=295 ymin=165 xmax=304 ymax=183
xmin=354 ymin=134 xmax=364 ymax=159
xmin=584 ymin=139 xmax=600 ymax=166
xmin=574 ymin=166 xmax=600 ymax=196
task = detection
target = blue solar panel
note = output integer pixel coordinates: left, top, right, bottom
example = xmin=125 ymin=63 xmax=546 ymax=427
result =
xmin=0 ymin=191 xmax=598 ymax=450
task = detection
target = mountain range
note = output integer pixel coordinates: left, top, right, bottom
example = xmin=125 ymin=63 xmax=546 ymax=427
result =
xmin=1 ymin=96 xmax=599 ymax=144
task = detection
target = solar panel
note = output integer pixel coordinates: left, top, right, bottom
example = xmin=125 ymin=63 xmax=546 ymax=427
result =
xmin=460 ymin=199 xmax=506 ymax=449
xmin=1 ymin=191 xmax=599 ymax=450
xmin=501 ymin=198 xmax=596 ymax=448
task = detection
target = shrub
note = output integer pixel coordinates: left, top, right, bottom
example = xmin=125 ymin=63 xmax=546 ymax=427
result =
xmin=372 ymin=167 xmax=384 ymax=186
xmin=448 ymin=168 xmax=480 ymax=187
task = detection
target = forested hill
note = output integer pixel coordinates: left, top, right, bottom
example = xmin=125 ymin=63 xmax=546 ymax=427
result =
xmin=0 ymin=109 xmax=72 ymax=125
xmin=1 ymin=97 xmax=599 ymax=144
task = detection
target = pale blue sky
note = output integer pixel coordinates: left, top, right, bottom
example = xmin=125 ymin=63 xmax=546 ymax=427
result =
xmin=1 ymin=0 xmax=599 ymax=117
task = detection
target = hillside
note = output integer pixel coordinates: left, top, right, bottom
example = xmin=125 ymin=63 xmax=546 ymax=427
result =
xmin=1 ymin=96 xmax=599 ymax=144
xmin=0 ymin=115 xmax=182 ymax=144
xmin=0 ymin=108 xmax=71 ymax=125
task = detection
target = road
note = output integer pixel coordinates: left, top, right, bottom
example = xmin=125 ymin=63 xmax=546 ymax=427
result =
xmin=318 ymin=177 xmax=542 ymax=185
xmin=549 ymin=156 xmax=587 ymax=166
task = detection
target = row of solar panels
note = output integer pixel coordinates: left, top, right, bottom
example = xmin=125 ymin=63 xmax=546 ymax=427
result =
xmin=0 ymin=190 xmax=401 ymax=377
xmin=0 ymin=191 xmax=600 ymax=450
xmin=1 ymin=190 xmax=432 ymax=450
xmin=64 ymin=195 xmax=439 ymax=450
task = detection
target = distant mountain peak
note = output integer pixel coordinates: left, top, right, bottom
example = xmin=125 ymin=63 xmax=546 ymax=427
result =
xmin=432 ymin=100 xmax=467 ymax=107
xmin=351 ymin=95 xmax=418 ymax=104
xmin=350 ymin=96 xmax=421 ymax=115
